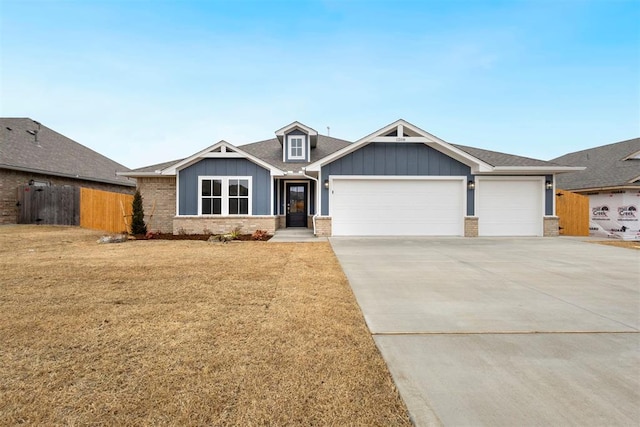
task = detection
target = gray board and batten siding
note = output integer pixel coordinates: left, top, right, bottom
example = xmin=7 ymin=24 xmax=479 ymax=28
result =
xmin=178 ymin=158 xmax=271 ymax=215
xmin=320 ymin=142 xmax=474 ymax=216
xmin=545 ymin=174 xmax=553 ymax=216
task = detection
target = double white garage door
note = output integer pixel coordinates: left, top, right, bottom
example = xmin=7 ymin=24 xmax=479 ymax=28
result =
xmin=330 ymin=177 xmax=544 ymax=237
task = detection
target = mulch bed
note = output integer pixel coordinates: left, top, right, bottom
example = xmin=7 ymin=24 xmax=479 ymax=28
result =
xmin=134 ymin=233 xmax=272 ymax=241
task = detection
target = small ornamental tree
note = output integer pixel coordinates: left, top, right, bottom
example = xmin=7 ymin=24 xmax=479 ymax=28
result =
xmin=131 ymin=190 xmax=147 ymax=235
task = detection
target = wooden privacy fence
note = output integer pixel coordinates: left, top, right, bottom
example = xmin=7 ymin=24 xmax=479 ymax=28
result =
xmin=556 ymin=189 xmax=589 ymax=236
xmin=80 ymin=188 xmax=134 ymax=233
xmin=17 ymin=185 xmax=80 ymax=225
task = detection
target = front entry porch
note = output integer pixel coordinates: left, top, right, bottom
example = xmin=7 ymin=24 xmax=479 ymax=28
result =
xmin=269 ymin=227 xmax=326 ymax=242
xmin=276 ymin=178 xmax=316 ymax=229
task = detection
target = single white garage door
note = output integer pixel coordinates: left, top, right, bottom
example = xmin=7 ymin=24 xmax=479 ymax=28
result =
xmin=330 ymin=178 xmax=465 ymax=236
xmin=477 ymin=179 xmax=543 ymax=236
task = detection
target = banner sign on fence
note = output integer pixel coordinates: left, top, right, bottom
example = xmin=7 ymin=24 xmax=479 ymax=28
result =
xmin=589 ymin=190 xmax=640 ymax=240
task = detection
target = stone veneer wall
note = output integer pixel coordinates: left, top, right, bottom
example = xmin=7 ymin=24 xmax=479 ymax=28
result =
xmin=464 ymin=217 xmax=479 ymax=237
xmin=0 ymin=169 xmax=135 ymax=225
xmin=315 ymin=217 xmax=332 ymax=237
xmin=543 ymin=216 xmax=560 ymax=237
xmin=136 ymin=177 xmax=176 ymax=233
xmin=173 ymin=216 xmax=277 ymax=235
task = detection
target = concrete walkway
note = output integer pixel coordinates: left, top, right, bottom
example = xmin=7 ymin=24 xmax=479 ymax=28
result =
xmin=268 ymin=228 xmax=327 ymax=242
xmin=330 ymin=237 xmax=640 ymax=426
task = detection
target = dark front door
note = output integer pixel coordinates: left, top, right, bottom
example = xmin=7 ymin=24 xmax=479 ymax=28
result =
xmin=286 ymin=183 xmax=307 ymax=227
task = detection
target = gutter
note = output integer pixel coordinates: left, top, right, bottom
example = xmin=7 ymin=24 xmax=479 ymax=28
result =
xmin=1 ymin=163 xmax=136 ymax=187
xmin=486 ymin=166 xmax=586 ymax=174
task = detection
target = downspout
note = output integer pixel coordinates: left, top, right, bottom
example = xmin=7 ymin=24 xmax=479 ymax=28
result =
xmin=301 ymin=169 xmax=319 ymax=235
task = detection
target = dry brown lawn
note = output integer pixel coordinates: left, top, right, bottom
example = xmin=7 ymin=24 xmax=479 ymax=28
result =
xmin=0 ymin=226 xmax=411 ymax=426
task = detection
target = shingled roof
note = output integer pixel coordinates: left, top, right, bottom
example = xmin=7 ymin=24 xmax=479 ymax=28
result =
xmin=552 ymin=138 xmax=640 ymax=191
xmin=1 ymin=118 xmax=135 ymax=187
xmin=240 ymin=135 xmax=352 ymax=171
xmin=452 ymin=144 xmax=563 ymax=168
xmin=124 ymin=122 xmax=571 ymax=175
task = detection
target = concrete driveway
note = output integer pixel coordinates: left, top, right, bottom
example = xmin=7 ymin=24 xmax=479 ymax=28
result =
xmin=330 ymin=237 xmax=639 ymax=426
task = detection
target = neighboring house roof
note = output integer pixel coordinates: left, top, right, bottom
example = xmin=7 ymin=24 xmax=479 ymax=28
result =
xmin=0 ymin=118 xmax=135 ymax=187
xmin=552 ymin=138 xmax=640 ymax=191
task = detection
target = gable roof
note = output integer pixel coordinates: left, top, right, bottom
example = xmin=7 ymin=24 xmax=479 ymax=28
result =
xmin=0 ymin=118 xmax=135 ymax=187
xmin=552 ymin=137 xmax=640 ymax=191
xmin=305 ymin=119 xmax=578 ymax=174
xmin=274 ymin=121 xmax=319 ymax=147
xmin=121 ymin=135 xmax=352 ymax=177
xmin=121 ymin=119 xmax=582 ymax=178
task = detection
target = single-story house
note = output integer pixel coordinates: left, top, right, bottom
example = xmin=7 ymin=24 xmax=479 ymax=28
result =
xmin=0 ymin=118 xmax=136 ymax=224
xmin=553 ymin=137 xmax=640 ymax=240
xmin=119 ymin=119 xmax=581 ymax=237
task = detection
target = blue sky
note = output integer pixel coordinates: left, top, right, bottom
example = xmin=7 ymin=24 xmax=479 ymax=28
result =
xmin=1 ymin=0 xmax=638 ymax=169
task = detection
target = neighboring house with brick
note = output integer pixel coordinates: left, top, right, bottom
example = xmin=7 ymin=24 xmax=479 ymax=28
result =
xmin=553 ymin=137 xmax=640 ymax=240
xmin=120 ymin=119 xmax=580 ymax=237
xmin=0 ymin=118 xmax=136 ymax=224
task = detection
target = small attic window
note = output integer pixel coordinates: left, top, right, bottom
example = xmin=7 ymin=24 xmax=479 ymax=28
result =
xmin=288 ymin=135 xmax=305 ymax=160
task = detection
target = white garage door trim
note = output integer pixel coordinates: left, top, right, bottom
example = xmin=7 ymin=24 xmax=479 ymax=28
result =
xmin=476 ymin=176 xmax=544 ymax=236
xmin=329 ymin=175 xmax=466 ymax=236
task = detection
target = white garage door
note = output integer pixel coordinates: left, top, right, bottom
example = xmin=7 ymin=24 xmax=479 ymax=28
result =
xmin=477 ymin=179 xmax=543 ymax=236
xmin=330 ymin=178 xmax=465 ymax=236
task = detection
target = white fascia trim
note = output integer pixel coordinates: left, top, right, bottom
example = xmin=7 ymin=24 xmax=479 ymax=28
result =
xmin=275 ymin=121 xmax=318 ymax=136
xmin=163 ymin=140 xmax=283 ymax=176
xmin=117 ymin=171 xmax=166 ymax=177
xmin=305 ymin=119 xmax=492 ymax=172
xmin=370 ymin=136 xmax=430 ymax=143
xmin=175 ymin=172 xmax=180 ymax=216
xmin=622 ymin=149 xmax=640 ymax=161
xmin=330 ymin=175 xmax=468 ymax=181
xmin=485 ymin=166 xmax=586 ymax=174
xmin=626 ymin=174 xmax=640 ymax=184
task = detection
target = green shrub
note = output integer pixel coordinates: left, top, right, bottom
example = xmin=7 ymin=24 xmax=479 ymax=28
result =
xmin=130 ymin=190 xmax=147 ymax=235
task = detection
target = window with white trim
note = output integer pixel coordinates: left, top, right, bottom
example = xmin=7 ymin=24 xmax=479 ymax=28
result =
xmin=288 ymin=135 xmax=305 ymax=160
xmin=199 ymin=177 xmax=251 ymax=215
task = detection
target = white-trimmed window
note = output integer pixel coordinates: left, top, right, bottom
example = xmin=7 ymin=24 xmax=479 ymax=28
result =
xmin=288 ymin=135 xmax=305 ymax=160
xmin=199 ymin=176 xmax=251 ymax=215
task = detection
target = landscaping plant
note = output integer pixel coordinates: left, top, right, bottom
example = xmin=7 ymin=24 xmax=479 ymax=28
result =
xmin=130 ymin=190 xmax=147 ymax=235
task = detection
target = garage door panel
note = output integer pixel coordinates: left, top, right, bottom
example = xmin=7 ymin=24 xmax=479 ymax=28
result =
xmin=477 ymin=180 xmax=543 ymax=236
xmin=331 ymin=179 xmax=464 ymax=236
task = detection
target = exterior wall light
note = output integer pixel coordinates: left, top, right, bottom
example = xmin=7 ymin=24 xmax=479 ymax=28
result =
xmin=467 ymin=180 xmax=475 ymax=190
xmin=545 ymin=181 xmax=553 ymax=190
xmin=324 ymin=179 xmax=330 ymax=189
